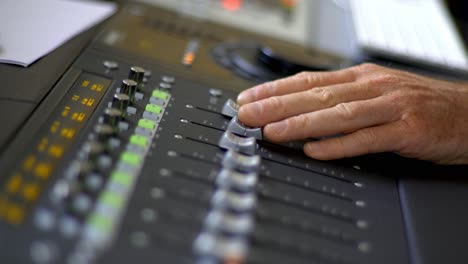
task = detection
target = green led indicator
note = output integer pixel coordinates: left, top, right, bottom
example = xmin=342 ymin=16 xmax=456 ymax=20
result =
xmin=145 ymin=104 xmax=162 ymax=114
xmin=101 ymin=191 xmax=123 ymax=208
xmin=130 ymin=134 xmax=148 ymax=147
xmin=138 ymin=119 xmax=155 ymax=130
xmin=89 ymin=213 xmax=112 ymax=232
xmin=111 ymin=171 xmax=132 ymax=187
xmin=152 ymin=90 xmax=169 ymax=100
xmin=120 ymin=152 xmax=141 ymax=166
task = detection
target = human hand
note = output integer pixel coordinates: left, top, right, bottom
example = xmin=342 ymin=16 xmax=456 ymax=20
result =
xmin=237 ymin=63 xmax=468 ymax=165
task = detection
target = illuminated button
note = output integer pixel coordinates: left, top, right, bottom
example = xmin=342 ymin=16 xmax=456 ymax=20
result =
xmin=89 ymin=213 xmax=112 ymax=232
xmin=6 ymin=203 xmax=25 ymax=224
xmin=34 ymin=162 xmax=52 ymax=180
xmin=60 ymin=216 xmax=80 ymax=238
xmin=101 ymin=191 xmax=123 ymax=209
xmin=209 ymin=88 xmax=223 ymax=97
xmin=152 ymin=90 xmax=169 ymax=100
xmin=161 ymin=75 xmax=175 ymax=84
xmin=120 ymin=152 xmax=141 ymax=166
xmin=134 ymin=127 xmax=153 ymax=138
xmin=35 ymin=208 xmax=56 ymax=231
xmin=7 ymin=173 xmax=23 ymax=194
xmin=84 ymin=173 xmax=104 ymax=193
xmin=138 ymin=119 xmax=156 ymax=130
xmin=142 ymin=111 xmax=160 ymax=122
xmin=126 ymin=106 xmax=137 ymax=116
xmin=149 ymin=96 xmax=165 ymax=106
xmin=103 ymin=60 xmax=118 ymax=70
xmin=130 ymin=135 xmax=148 ymax=147
xmin=111 ymin=171 xmax=132 ymax=187
xmin=145 ymin=104 xmax=162 ymax=114
xmin=22 ymin=183 xmax=40 ymax=201
xmin=159 ymin=82 xmax=172 ymax=89
xmin=134 ymin=92 xmax=144 ymax=101
xmin=70 ymin=194 xmax=92 ymax=216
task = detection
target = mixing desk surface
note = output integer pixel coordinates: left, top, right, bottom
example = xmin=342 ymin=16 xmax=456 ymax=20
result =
xmin=0 ymin=2 xmax=467 ymax=264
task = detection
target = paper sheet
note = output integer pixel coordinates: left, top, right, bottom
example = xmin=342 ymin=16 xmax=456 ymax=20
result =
xmin=0 ymin=0 xmax=117 ymax=67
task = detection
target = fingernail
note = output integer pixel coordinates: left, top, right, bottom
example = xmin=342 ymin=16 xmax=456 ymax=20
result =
xmin=265 ymin=120 xmax=288 ymax=136
xmin=304 ymin=143 xmax=324 ymax=158
xmin=237 ymin=90 xmax=252 ymax=105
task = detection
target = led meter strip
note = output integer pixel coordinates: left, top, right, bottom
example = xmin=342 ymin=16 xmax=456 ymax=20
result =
xmin=72 ymin=90 xmax=171 ymax=263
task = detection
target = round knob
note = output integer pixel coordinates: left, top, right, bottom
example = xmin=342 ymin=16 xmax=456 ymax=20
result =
xmin=111 ymin=93 xmax=130 ymax=113
xmin=257 ymin=45 xmax=329 ymax=74
xmin=102 ymin=108 xmax=122 ymax=128
xmin=128 ymin=66 xmax=145 ymax=85
xmin=121 ymin=79 xmax=138 ymax=100
xmin=94 ymin=123 xmax=115 ymax=141
xmin=80 ymin=140 xmax=105 ymax=161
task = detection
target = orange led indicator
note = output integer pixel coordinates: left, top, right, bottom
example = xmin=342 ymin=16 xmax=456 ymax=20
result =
xmin=50 ymin=121 xmax=60 ymax=134
xmin=81 ymin=98 xmax=95 ymax=107
xmin=183 ymin=52 xmax=195 ymax=65
xmin=62 ymin=106 xmax=71 ymax=117
xmin=60 ymin=127 xmax=76 ymax=139
xmin=0 ymin=196 xmax=7 ymax=218
xmin=34 ymin=162 xmax=52 ymax=180
xmin=22 ymin=155 xmax=36 ymax=171
xmin=222 ymin=0 xmax=242 ymax=11
xmin=6 ymin=203 xmax=25 ymax=225
xmin=22 ymin=183 xmax=40 ymax=202
xmin=81 ymin=80 xmax=90 ymax=88
xmin=6 ymin=174 xmax=23 ymax=194
xmin=37 ymin=138 xmax=49 ymax=152
xmin=91 ymin=84 xmax=104 ymax=92
xmin=48 ymin=144 xmax=64 ymax=158
xmin=71 ymin=112 xmax=86 ymax=122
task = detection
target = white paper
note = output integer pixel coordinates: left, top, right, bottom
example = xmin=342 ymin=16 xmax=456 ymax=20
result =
xmin=0 ymin=0 xmax=117 ymax=67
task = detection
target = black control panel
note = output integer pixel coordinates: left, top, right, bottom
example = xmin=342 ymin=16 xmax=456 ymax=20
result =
xmin=3 ymin=3 xmax=467 ymax=264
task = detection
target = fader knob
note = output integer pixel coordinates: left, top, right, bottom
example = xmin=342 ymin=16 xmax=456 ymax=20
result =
xmin=94 ymin=124 xmax=115 ymax=141
xmin=111 ymin=93 xmax=130 ymax=113
xmin=102 ymin=108 xmax=122 ymax=128
xmin=121 ymin=79 xmax=138 ymax=100
xmin=80 ymin=140 xmax=105 ymax=161
xmin=128 ymin=66 xmax=145 ymax=85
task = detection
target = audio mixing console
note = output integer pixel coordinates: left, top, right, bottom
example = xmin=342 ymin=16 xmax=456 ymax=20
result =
xmin=0 ymin=2 xmax=467 ymax=264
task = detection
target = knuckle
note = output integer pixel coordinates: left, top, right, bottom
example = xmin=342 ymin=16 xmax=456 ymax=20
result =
xmin=309 ymin=87 xmax=334 ymax=105
xmin=355 ymin=63 xmax=379 ymax=73
xmin=335 ymin=103 xmax=357 ymax=120
xmin=296 ymin=71 xmax=322 ymax=87
xmin=291 ymin=114 xmax=312 ymax=137
xmin=267 ymin=96 xmax=286 ymax=115
xmin=367 ymin=73 xmax=401 ymax=89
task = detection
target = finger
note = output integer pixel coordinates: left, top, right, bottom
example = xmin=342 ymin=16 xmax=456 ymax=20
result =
xmin=263 ymin=96 xmax=398 ymax=142
xmin=237 ymin=68 xmax=357 ymax=105
xmin=303 ymin=121 xmax=406 ymax=160
xmin=238 ymin=81 xmax=382 ymax=127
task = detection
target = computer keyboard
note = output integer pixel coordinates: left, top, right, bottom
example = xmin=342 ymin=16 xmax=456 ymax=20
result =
xmin=349 ymin=0 xmax=468 ymax=72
